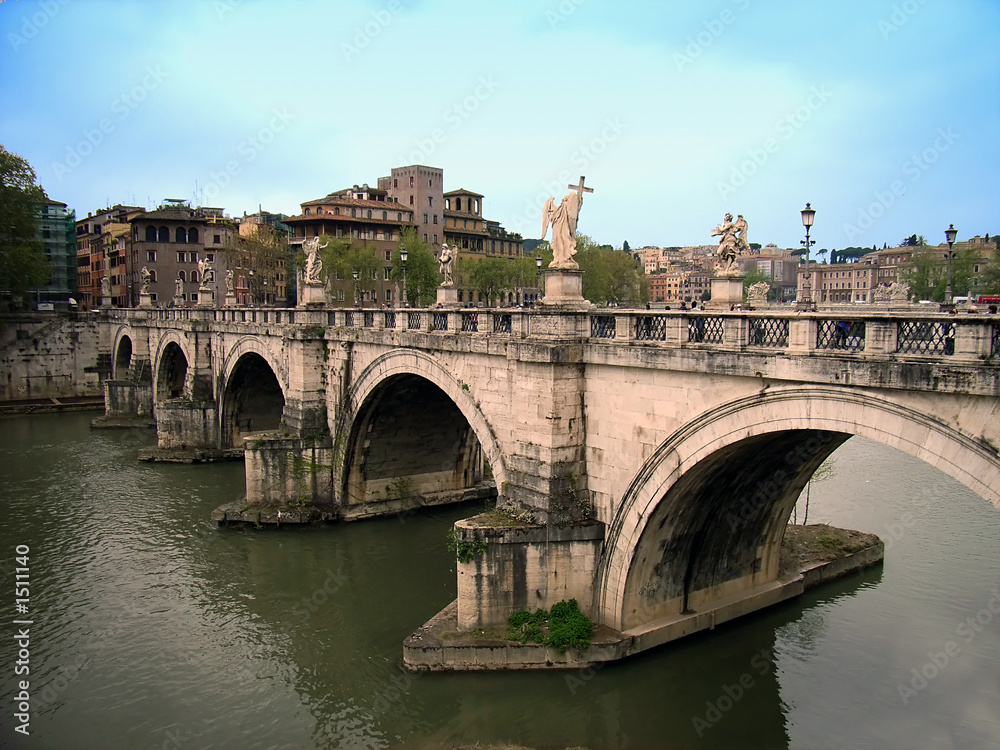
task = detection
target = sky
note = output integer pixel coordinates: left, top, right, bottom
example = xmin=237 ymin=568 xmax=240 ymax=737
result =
xmin=1 ymin=0 xmax=998 ymax=251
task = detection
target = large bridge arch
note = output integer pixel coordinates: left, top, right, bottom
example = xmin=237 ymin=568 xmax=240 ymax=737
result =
xmin=219 ymin=337 xmax=287 ymax=447
xmin=340 ymin=349 xmax=507 ymax=506
xmin=598 ymin=385 xmax=1000 ymax=631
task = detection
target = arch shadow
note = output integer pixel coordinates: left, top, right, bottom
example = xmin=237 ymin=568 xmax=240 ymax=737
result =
xmin=219 ymin=337 xmax=287 ymax=447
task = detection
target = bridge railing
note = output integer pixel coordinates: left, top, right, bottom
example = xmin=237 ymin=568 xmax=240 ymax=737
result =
xmin=106 ymin=306 xmax=999 ymax=362
xmin=587 ymin=309 xmax=999 ymax=361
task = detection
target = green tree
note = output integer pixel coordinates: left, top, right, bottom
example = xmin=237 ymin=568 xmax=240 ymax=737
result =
xmin=0 ymin=146 xmax=51 ymax=304
xmin=576 ymin=235 xmax=647 ymax=306
xmin=390 ymin=227 xmax=438 ymax=306
xmin=467 ymin=256 xmax=510 ymax=306
xmin=901 ymin=234 xmax=927 ymax=247
xmin=311 ymin=236 xmax=382 ymax=303
xmin=979 ymin=253 xmax=1000 ymax=295
xmin=224 ymin=224 xmax=288 ymax=305
xmin=904 ymin=246 xmax=980 ymax=302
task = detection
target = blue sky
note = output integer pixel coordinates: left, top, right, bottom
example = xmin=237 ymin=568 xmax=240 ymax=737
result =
xmin=1 ymin=0 xmax=997 ymax=250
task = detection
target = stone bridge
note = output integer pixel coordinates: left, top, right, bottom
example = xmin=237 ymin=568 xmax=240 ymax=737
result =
xmin=99 ymin=305 xmax=1000 ymax=663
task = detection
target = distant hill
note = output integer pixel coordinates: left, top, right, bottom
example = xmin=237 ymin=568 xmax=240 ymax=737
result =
xmin=522 ymin=238 xmax=545 ymax=254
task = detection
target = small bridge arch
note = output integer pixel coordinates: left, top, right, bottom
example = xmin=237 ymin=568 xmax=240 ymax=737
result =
xmin=340 ymin=349 xmax=507 ymax=509
xmin=598 ymin=385 xmax=1000 ymax=631
xmin=113 ymin=328 xmax=134 ymax=379
xmin=219 ymin=337 xmax=287 ymax=447
xmin=153 ymin=333 xmax=195 ymax=402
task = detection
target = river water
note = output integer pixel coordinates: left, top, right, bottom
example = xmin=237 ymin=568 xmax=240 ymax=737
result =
xmin=0 ymin=411 xmax=998 ymax=750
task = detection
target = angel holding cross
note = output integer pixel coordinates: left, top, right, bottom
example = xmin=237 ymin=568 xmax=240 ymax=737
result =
xmin=541 ymin=176 xmax=593 ymax=269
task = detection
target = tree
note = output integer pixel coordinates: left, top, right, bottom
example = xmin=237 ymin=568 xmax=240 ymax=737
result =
xmin=0 ymin=146 xmax=50 ymax=304
xmin=904 ymin=246 xmax=980 ymax=302
xmin=224 ymin=224 xmax=288 ymax=305
xmin=575 ymin=235 xmax=647 ymax=306
xmin=622 ymin=240 xmax=630 ymax=253
xmin=391 ymin=228 xmax=439 ymax=306
xmin=980 ymin=251 xmax=1000 ymax=296
xmin=901 ymin=234 xmax=927 ymax=247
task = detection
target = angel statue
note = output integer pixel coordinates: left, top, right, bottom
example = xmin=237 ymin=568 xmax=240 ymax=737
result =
xmin=438 ymin=243 xmax=455 ymax=287
xmin=711 ymin=212 xmax=751 ymax=276
xmin=302 ymin=236 xmax=328 ymax=284
xmin=140 ymin=266 xmax=151 ymax=294
xmin=541 ymin=176 xmax=593 ymax=269
xmin=197 ymin=257 xmax=214 ymax=288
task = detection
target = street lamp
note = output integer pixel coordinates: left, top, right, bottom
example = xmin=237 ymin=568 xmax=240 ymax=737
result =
xmin=799 ymin=202 xmax=816 ymax=309
xmin=248 ymin=269 xmax=255 ymax=306
xmin=535 ymin=255 xmax=543 ymax=302
xmin=943 ymin=223 xmax=958 ymax=306
xmin=400 ymin=246 xmax=408 ymax=307
xmin=352 ymin=268 xmax=359 ymax=306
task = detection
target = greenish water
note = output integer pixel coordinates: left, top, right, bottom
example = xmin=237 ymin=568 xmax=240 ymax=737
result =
xmin=0 ymin=411 xmax=998 ymax=749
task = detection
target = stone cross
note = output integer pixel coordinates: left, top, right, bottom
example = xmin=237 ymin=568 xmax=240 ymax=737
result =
xmin=568 ymin=176 xmax=594 ymax=199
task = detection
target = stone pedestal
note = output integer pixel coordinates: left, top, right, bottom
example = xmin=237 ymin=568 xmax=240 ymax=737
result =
xmin=436 ymin=286 xmax=460 ymax=307
xmin=540 ymin=268 xmax=591 ymax=310
xmin=300 ymin=283 xmax=326 ymax=307
xmin=138 ymin=292 xmax=153 ymax=308
xmin=709 ymin=275 xmax=744 ymax=310
xmin=172 ymin=296 xmax=184 ymax=308
xmin=224 ymin=293 xmax=237 ymax=307
xmin=196 ymin=288 xmax=214 ymax=307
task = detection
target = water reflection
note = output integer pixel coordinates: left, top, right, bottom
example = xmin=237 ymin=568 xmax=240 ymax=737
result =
xmin=1 ymin=414 xmax=998 ymax=749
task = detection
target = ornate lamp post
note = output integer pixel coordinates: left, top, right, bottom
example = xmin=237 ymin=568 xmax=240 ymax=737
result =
xmin=799 ymin=202 xmax=816 ymax=310
xmin=248 ymin=269 xmax=255 ymax=306
xmin=352 ymin=268 xmax=359 ymax=306
xmin=400 ymin=246 xmax=408 ymax=307
xmin=535 ymin=255 xmax=543 ymax=303
xmin=943 ymin=223 xmax=958 ymax=306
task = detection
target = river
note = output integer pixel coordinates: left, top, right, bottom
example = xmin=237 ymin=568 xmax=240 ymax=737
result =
xmin=0 ymin=411 xmax=997 ymax=749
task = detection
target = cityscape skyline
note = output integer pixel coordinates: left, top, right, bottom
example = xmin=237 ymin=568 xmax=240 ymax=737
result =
xmin=2 ymin=0 xmax=998 ymax=251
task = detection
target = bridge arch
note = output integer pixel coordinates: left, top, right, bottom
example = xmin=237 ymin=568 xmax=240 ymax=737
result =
xmin=340 ymin=349 xmax=506 ymax=507
xmin=152 ymin=332 xmax=195 ymax=402
xmin=113 ymin=328 xmax=133 ymax=379
xmin=598 ymin=385 xmax=1000 ymax=631
xmin=219 ymin=337 xmax=286 ymax=447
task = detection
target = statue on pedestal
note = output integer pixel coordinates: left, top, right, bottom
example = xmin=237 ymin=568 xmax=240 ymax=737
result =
xmin=174 ymin=274 xmax=183 ymax=299
xmin=101 ymin=274 xmax=111 ymax=299
xmin=198 ymin=257 xmax=214 ymax=289
xmin=438 ymin=244 xmax=455 ymax=287
xmin=225 ymin=269 xmax=234 ymax=294
xmin=140 ymin=267 xmax=151 ymax=294
xmin=541 ymin=176 xmax=594 ymax=269
xmin=302 ymin=236 xmax=327 ymax=284
xmin=711 ymin=212 xmax=751 ymax=276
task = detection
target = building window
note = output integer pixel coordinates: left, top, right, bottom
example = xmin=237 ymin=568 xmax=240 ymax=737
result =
xmin=190 ymin=270 xmax=198 ymax=284
xmin=214 ymin=234 xmax=221 ymax=244
xmin=148 ymin=270 xmax=157 ymax=282
xmin=428 ymin=178 xmax=432 ymax=187
xmin=428 ymin=197 xmax=433 ymax=207
xmin=337 ymin=289 xmax=344 ymax=300
xmin=304 ymin=208 xmax=311 ymax=216
xmin=393 ymin=179 xmax=398 ymax=188
xmin=367 ymin=210 xmax=372 ymax=219
xmin=382 ymin=211 xmax=387 ymax=220
xmin=178 ymin=270 xmax=186 ymax=282
xmin=190 ymin=293 xmax=198 ymax=302
xmin=433 ymin=234 xmax=438 ymax=244
xmin=397 ymin=212 xmax=402 ymax=221
xmin=409 ymin=176 xmax=414 ymax=188
xmin=206 ymin=253 xmax=214 ymax=263
xmin=409 ymin=196 xmax=414 ymax=205
xmin=433 ymin=214 xmax=438 ymax=224
xmin=385 ymin=250 xmax=391 ymax=261
xmin=385 ymin=288 xmax=392 ymax=302
xmin=146 ymin=251 xmax=156 ymax=262
xmin=145 ymin=226 xmax=156 ymax=242
xmin=177 ymin=252 xmax=186 ymax=263
xmin=424 ymin=214 xmax=428 ymax=224
xmin=463 ymin=220 xmax=468 ymax=229
xmin=384 ymin=268 xmax=391 ymax=281
xmin=158 ymin=227 xmax=169 ymax=242
xmin=456 ymin=198 xmax=462 ymax=211
xmin=175 ymin=227 xmax=187 ymax=243
xmin=445 ymin=198 xmax=451 ymax=210
xmin=423 ymin=233 xmax=428 ymax=241
xmin=188 ymin=228 xmax=199 ymax=243
xmin=351 ymin=209 xmax=357 ymax=218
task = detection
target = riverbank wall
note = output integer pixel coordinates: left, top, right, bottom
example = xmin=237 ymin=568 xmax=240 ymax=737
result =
xmin=0 ymin=312 xmax=103 ymax=401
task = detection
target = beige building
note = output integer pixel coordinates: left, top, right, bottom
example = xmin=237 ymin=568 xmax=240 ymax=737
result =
xmin=282 ymin=185 xmax=416 ymax=307
xmin=380 ymin=165 xmax=444 ymax=245
xmin=76 ymin=204 xmax=144 ymax=309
